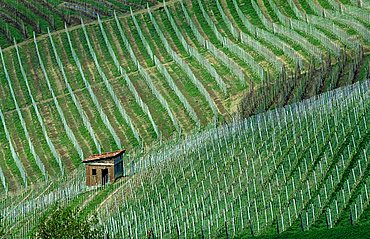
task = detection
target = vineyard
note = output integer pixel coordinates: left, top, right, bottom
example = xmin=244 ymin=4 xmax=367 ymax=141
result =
xmin=0 ymin=0 xmax=157 ymax=48
xmin=94 ymin=80 xmax=370 ymax=238
xmin=0 ymin=0 xmax=369 ymax=237
xmin=1 ymin=79 xmax=369 ymax=237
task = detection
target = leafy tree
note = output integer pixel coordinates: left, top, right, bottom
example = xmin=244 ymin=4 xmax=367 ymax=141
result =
xmin=35 ymin=204 xmax=102 ymax=239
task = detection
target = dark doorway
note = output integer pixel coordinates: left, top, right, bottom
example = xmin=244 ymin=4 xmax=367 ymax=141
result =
xmin=102 ymin=168 xmax=109 ymax=185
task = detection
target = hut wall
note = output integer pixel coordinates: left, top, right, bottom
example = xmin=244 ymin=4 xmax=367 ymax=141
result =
xmin=86 ymin=164 xmax=114 ymax=186
xmin=114 ymin=155 xmax=123 ymax=179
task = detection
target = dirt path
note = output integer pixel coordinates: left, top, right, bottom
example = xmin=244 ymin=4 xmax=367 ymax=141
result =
xmin=80 ymin=188 xmax=101 ymax=210
xmin=257 ymin=0 xmax=274 ymax=22
xmin=96 ymin=179 xmax=130 ymax=211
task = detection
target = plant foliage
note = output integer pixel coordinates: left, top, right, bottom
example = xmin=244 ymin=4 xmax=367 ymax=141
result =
xmin=35 ymin=204 xmax=102 ymax=239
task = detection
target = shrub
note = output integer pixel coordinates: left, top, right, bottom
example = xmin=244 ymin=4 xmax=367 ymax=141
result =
xmin=35 ymin=204 xmax=102 ymax=239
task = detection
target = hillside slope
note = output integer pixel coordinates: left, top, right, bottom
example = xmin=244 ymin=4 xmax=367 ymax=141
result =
xmin=93 ymin=79 xmax=369 ymax=238
xmin=2 ymin=79 xmax=368 ymax=238
xmin=0 ymin=0 xmax=368 ymax=192
xmin=0 ymin=0 xmax=157 ymax=48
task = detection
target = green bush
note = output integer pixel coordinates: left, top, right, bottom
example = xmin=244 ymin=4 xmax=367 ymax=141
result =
xmin=35 ymin=204 xmax=102 ymax=239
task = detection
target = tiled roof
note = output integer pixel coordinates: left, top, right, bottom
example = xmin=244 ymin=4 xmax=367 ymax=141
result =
xmin=82 ymin=149 xmax=125 ymax=163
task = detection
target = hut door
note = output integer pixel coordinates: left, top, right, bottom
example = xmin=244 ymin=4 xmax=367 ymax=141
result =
xmin=102 ymin=168 xmax=109 ymax=185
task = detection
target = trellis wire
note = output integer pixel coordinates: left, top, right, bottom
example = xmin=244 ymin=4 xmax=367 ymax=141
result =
xmin=0 ymin=47 xmax=47 ymax=181
xmin=47 ymin=28 xmax=102 ymax=154
xmin=250 ymin=0 xmax=323 ymax=61
xmin=197 ymin=0 xmax=265 ymax=80
xmin=180 ymin=1 xmax=245 ymax=84
xmin=215 ymin=0 xmax=284 ymax=72
xmin=33 ymin=33 xmax=84 ymax=162
xmin=147 ymin=7 xmax=219 ymax=118
xmin=84 ymin=17 xmax=142 ymax=144
xmin=1 ymin=168 xmax=88 ymax=235
xmin=123 ymin=13 xmax=181 ymax=133
xmin=14 ymin=41 xmax=64 ymax=176
xmin=0 ymin=166 xmax=7 ymax=193
xmin=0 ymin=108 xmax=27 ymax=186
xmin=164 ymin=2 xmax=227 ymax=95
xmin=344 ymin=4 xmax=369 ymax=23
xmin=64 ymin=24 xmax=122 ymax=148
xmin=266 ymin=0 xmax=344 ymax=55
xmin=113 ymin=13 xmax=160 ymax=139
xmin=301 ymin=0 xmax=370 ymax=43
xmin=96 ymin=80 xmax=369 ymax=238
xmin=114 ymin=12 xmax=200 ymax=128
xmin=130 ymin=8 xmax=154 ymax=63
xmin=138 ymin=63 xmax=181 ymax=133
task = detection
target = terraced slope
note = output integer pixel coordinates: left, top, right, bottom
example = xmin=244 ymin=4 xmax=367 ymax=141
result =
xmin=2 ymin=79 xmax=369 ymax=238
xmin=0 ymin=0 xmax=368 ymax=193
xmin=0 ymin=0 xmax=157 ymax=48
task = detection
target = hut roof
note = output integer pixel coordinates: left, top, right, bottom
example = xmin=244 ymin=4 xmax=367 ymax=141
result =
xmin=83 ymin=149 xmax=125 ymax=163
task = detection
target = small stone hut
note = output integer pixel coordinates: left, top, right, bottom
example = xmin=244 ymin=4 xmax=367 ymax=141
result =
xmin=83 ymin=149 xmax=125 ymax=186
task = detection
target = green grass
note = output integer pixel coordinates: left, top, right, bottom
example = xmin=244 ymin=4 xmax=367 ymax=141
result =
xmin=299 ymin=0 xmax=315 ymax=15
xmin=261 ymin=0 xmax=280 ymax=22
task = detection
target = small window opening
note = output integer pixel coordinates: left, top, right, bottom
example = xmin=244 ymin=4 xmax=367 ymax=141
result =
xmin=92 ymin=168 xmax=96 ymax=176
